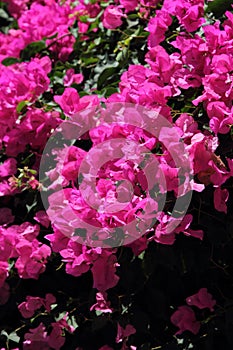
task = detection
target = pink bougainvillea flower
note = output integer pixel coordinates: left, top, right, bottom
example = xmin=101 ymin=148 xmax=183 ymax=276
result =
xmin=60 ymin=241 xmax=91 ymax=277
xmin=0 ymin=159 xmax=17 ymax=178
xmin=147 ymin=10 xmax=172 ymax=48
xmin=0 ymin=208 xmax=14 ymax=226
xmin=175 ymin=113 xmax=198 ymax=137
xmin=54 ymin=88 xmax=80 ymax=115
xmin=34 ymin=211 xmax=50 ymax=228
xmin=45 ymin=28 xmax=76 ymax=62
xmin=227 ymin=158 xmax=233 ymax=176
xmin=207 ymin=101 xmax=233 ymax=134
xmin=170 ymin=306 xmax=200 ymax=335
xmin=19 ymin=108 xmax=60 ymax=150
xmin=48 ymin=313 xmax=74 ymax=350
xmin=4 ymin=0 xmax=28 ymax=19
xmin=127 ymin=236 xmax=148 ymax=256
xmin=186 ymin=288 xmax=216 ymax=311
xmin=28 ymin=176 xmax=40 ymax=190
xmin=18 ymin=296 xmax=43 ymax=318
xmin=91 ymin=252 xmax=120 ymax=292
xmin=14 ymin=222 xmax=40 ymax=241
xmin=103 ymin=5 xmax=126 ymax=29
xmin=116 ymin=323 xmax=136 ymax=343
xmin=43 ymin=293 xmax=56 ymax=312
xmin=214 ymin=187 xmax=229 ymax=214
xmin=45 ymin=227 xmax=70 ymax=253
xmin=48 ymin=323 xmax=65 ymax=350
xmin=151 ymin=213 xmax=203 ymax=245
xmin=63 ymin=69 xmax=84 ymax=87
xmin=209 ymin=159 xmax=230 ymax=187
xmin=90 ymin=292 xmax=112 ymax=313
xmin=61 ymin=145 xmax=86 ymax=181
xmin=23 ymin=323 xmax=49 ymax=350
xmin=119 ymin=0 xmax=138 ymax=13
xmin=0 ymin=227 xmax=16 ymax=261
xmin=0 ymin=282 xmax=10 ymax=305
xmin=18 ymin=293 xmax=56 ymax=318
xmin=0 ymin=262 xmax=9 ymax=288
xmin=175 ymin=3 xmax=205 ymax=32
xmin=174 ymin=214 xmax=204 ymax=240
xmin=1 ymin=0 xmax=232 ymax=347
xmin=15 ymin=239 xmax=51 ymax=279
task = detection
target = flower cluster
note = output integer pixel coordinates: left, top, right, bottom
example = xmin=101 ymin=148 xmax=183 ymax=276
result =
xmin=171 ymin=288 xmax=216 ymax=335
xmin=0 ymin=222 xmax=51 ymax=283
xmin=0 ymin=0 xmax=232 ymax=349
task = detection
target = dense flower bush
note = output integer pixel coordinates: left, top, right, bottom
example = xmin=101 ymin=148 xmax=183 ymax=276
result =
xmin=0 ymin=0 xmax=233 ymax=349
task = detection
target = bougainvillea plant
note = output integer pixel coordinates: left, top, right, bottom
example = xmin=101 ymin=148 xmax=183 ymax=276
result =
xmin=0 ymin=0 xmax=233 ymax=349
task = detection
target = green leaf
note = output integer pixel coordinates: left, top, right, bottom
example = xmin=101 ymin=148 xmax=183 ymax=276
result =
xmin=121 ymin=304 xmax=129 ymax=314
xmin=1 ymin=57 xmax=20 ymax=66
xmin=68 ymin=315 xmax=79 ymax=329
xmin=206 ymin=0 xmax=232 ymax=16
xmin=101 ymin=86 xmax=119 ymax=97
xmin=95 ymin=310 xmax=103 ymax=316
xmin=16 ymin=100 xmax=29 ymax=113
xmin=20 ymin=41 xmax=46 ymax=60
xmin=116 ymin=51 xmax=123 ymax=62
xmin=81 ymin=56 xmax=99 ymax=66
xmin=127 ymin=13 xmax=139 ymax=20
xmin=79 ymin=15 xmax=88 ymax=23
xmin=138 ymin=251 xmax=146 ymax=260
xmin=29 ymin=169 xmax=37 ymax=175
xmin=55 ymin=311 xmax=67 ymax=322
xmin=8 ymin=260 xmax=15 ymax=269
xmin=0 ymin=8 xmax=9 ymax=19
xmin=0 ymin=330 xmax=8 ymax=338
xmin=126 ymin=18 xmax=139 ymax=28
xmin=97 ymin=66 xmax=118 ymax=90
xmin=50 ymin=303 xmax=58 ymax=310
xmin=26 ymin=201 xmax=37 ymax=213
xmin=0 ymin=330 xmax=20 ymax=344
xmin=84 ymin=0 xmax=97 ymax=4
xmin=8 ymin=332 xmax=20 ymax=344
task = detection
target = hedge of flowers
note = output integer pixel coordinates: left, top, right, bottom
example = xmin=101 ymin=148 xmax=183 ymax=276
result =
xmin=0 ymin=0 xmax=233 ymax=349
